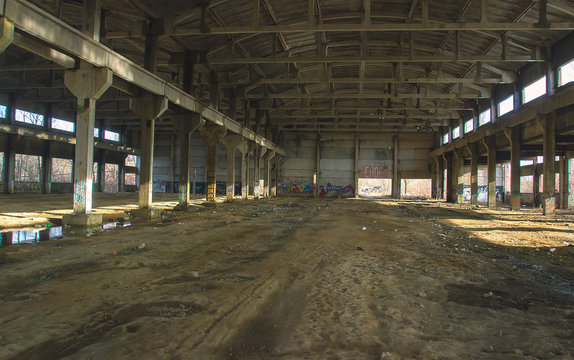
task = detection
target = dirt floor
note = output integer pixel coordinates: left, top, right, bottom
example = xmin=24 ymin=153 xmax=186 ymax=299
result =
xmin=0 ymin=194 xmax=573 ymax=360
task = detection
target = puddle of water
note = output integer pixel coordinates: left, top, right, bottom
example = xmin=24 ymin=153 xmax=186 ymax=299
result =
xmin=0 ymin=220 xmax=132 ymax=247
xmin=0 ymin=226 xmax=64 ymax=247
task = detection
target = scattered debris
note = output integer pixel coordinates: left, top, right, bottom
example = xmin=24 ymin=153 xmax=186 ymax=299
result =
xmin=549 ymin=248 xmax=556 ymax=253
xmin=187 ymin=271 xmax=199 ymax=278
xmin=137 ymin=243 xmax=146 ymax=250
xmin=362 ymin=226 xmax=367 ymax=231
xmin=355 ymin=246 xmax=364 ymax=251
xmin=418 ymin=291 xmax=427 ymax=298
xmin=482 ymin=292 xmax=494 ymax=298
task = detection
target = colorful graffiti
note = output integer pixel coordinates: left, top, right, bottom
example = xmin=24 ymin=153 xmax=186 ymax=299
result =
xmin=319 ymin=183 xmax=354 ymax=197
xmin=283 ymin=183 xmax=354 ymax=197
xmin=286 ymin=183 xmax=313 ymax=194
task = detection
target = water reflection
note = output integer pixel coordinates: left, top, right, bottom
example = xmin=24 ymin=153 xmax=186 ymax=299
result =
xmin=0 ymin=227 xmax=63 ymax=247
xmin=0 ymin=220 xmax=131 ymax=247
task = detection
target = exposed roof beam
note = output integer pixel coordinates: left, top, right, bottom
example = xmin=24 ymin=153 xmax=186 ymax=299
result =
xmin=262 ymin=105 xmax=472 ymax=111
xmin=167 ymin=22 xmax=574 ymax=36
xmin=207 ymin=55 xmax=542 ymax=65
xmin=226 ymin=77 xmax=508 ymax=85
xmin=244 ymin=93 xmax=487 ymax=99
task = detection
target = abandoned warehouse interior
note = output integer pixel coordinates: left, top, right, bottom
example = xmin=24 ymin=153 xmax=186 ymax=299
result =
xmin=1 ymin=0 xmax=574 ymax=358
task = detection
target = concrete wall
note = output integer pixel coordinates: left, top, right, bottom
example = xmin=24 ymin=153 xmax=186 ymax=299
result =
xmin=280 ymin=132 xmax=434 ymax=198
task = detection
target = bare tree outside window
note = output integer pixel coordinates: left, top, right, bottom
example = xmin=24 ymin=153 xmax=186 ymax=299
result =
xmin=104 ymin=164 xmax=118 ymax=192
xmin=51 ymin=158 xmax=73 ymax=183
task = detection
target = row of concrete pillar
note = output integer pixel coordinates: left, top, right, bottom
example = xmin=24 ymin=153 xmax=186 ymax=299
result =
xmin=433 ymin=118 xmax=570 ymax=215
xmin=61 ymin=64 xmax=281 ymax=226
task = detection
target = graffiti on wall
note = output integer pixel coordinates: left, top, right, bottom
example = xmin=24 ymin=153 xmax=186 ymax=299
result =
xmin=358 ymin=178 xmax=392 ymax=197
xmin=461 ymin=185 xmax=504 ymax=202
xmin=360 ymin=166 xmax=391 ymax=179
xmin=283 ymin=182 xmax=354 ymax=197
xmin=319 ymin=183 xmax=354 ymax=197
xmin=285 ymin=183 xmax=313 ymax=194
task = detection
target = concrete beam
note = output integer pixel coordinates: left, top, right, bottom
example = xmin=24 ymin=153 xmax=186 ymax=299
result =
xmin=0 ymin=17 xmax=14 ymax=53
xmin=2 ymin=0 xmax=285 ymax=156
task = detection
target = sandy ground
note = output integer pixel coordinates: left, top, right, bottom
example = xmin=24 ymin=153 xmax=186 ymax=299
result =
xmin=0 ymin=194 xmax=573 ymax=360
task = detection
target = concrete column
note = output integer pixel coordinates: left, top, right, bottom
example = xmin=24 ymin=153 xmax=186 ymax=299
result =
xmin=192 ymin=169 xmax=197 ymax=195
xmin=238 ymin=141 xmax=254 ymax=199
xmin=432 ymin=157 xmax=440 ymax=199
xmin=96 ymin=150 xmax=106 ymax=192
xmin=130 ymin=95 xmax=168 ymax=210
xmin=174 ymin=113 xmax=204 ymax=209
xmin=201 ymin=123 xmax=227 ymax=202
xmin=209 ymin=71 xmax=219 ymax=110
xmin=506 ymin=126 xmax=521 ymax=211
xmin=354 ymin=135 xmax=359 ymax=198
xmin=484 ymin=136 xmax=497 ymax=208
xmin=144 ymin=35 xmax=159 ymax=74
xmin=452 ymin=150 xmax=461 ymax=203
xmin=253 ymin=146 xmax=261 ymax=199
xmin=82 ymin=0 xmax=101 ymax=41
xmin=118 ymin=153 xmax=127 ymax=192
xmin=263 ymin=150 xmax=276 ymax=197
xmin=559 ymin=155 xmax=567 ymax=209
xmin=41 ymin=140 xmax=52 ymax=194
xmin=314 ymin=134 xmax=321 ymax=198
xmin=564 ymin=152 xmax=572 ymax=209
xmin=271 ymin=155 xmax=281 ymax=197
xmin=223 ymin=135 xmax=243 ymax=201
xmin=63 ymin=65 xmax=112 ymax=220
xmin=542 ymin=116 xmax=556 ymax=215
xmin=533 ymin=157 xmax=540 ymax=207
xmin=182 ymin=52 xmax=196 ymax=95
xmin=392 ymin=134 xmax=399 ymax=198
xmin=445 ymin=152 xmax=455 ymax=203
xmin=435 ymin=156 xmax=444 ymax=199
xmin=4 ymin=134 xmax=15 ymax=194
xmin=469 ymin=143 xmax=479 ymax=205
